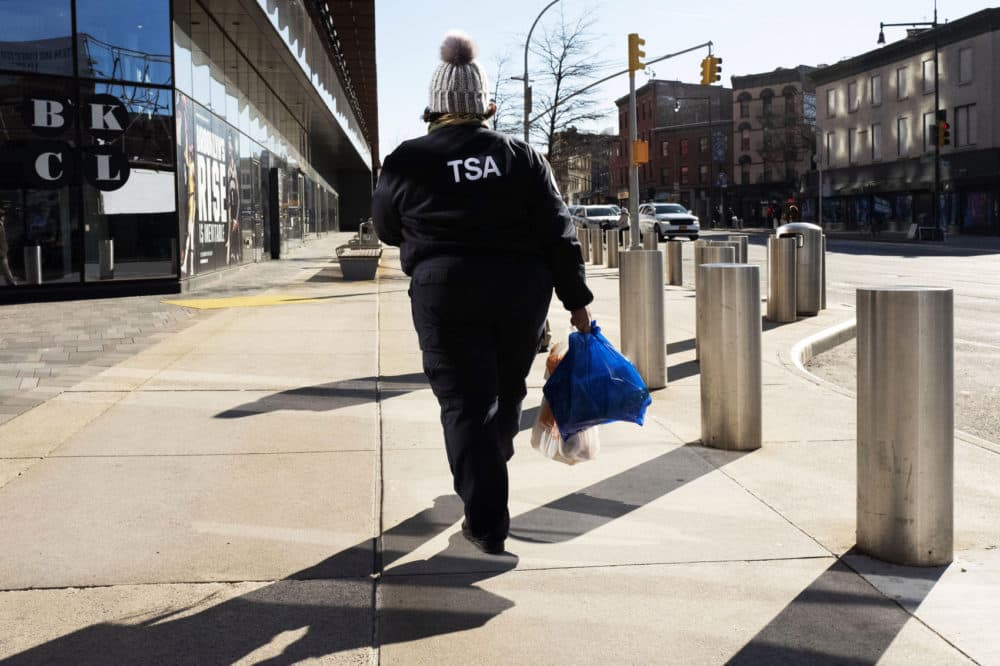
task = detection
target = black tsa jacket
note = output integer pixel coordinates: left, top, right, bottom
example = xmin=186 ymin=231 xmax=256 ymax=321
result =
xmin=371 ymin=125 xmax=593 ymax=312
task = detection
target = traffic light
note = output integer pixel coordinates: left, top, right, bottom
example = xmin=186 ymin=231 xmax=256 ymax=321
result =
xmin=936 ymin=109 xmax=950 ymax=146
xmin=711 ymin=56 xmax=723 ymax=83
xmin=699 ymin=55 xmax=723 ymax=85
xmin=628 ymin=33 xmax=646 ymax=72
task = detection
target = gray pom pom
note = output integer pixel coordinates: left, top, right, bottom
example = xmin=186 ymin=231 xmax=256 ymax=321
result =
xmin=440 ymin=31 xmax=476 ymax=66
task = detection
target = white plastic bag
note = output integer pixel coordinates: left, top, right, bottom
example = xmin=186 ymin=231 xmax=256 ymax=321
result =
xmin=530 ymin=342 xmax=600 ymax=465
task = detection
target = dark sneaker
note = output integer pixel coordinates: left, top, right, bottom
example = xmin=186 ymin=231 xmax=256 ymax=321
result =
xmin=461 ymin=521 xmax=505 ymax=555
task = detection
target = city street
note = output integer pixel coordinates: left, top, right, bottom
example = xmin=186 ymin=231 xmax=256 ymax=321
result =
xmin=1 ymin=232 xmax=998 ymax=664
xmin=805 ymin=235 xmax=1000 ymax=443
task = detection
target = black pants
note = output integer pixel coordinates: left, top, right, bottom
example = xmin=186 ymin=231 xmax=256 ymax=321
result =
xmin=409 ymin=256 xmax=553 ymax=540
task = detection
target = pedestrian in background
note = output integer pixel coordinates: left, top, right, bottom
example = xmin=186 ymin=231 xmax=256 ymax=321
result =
xmin=372 ymin=32 xmax=593 ymax=555
xmin=0 ymin=207 xmax=17 ymax=286
xmin=617 ymin=207 xmax=630 ymax=245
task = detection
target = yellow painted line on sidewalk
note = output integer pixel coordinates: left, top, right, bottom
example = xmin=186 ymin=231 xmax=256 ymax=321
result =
xmin=162 ymin=294 xmax=326 ymax=309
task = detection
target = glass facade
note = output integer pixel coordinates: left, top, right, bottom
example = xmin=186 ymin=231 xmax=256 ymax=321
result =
xmin=173 ymin=0 xmax=338 ymax=276
xmin=0 ymin=0 xmax=352 ymax=291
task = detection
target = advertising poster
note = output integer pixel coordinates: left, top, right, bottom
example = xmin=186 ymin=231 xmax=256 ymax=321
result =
xmin=176 ymin=93 xmax=241 ymax=275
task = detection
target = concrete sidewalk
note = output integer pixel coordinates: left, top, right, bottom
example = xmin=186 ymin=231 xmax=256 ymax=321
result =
xmin=1 ymin=235 xmax=998 ymax=664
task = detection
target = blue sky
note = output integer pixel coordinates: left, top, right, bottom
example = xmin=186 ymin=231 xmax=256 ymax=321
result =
xmin=375 ymin=0 xmax=990 ymax=157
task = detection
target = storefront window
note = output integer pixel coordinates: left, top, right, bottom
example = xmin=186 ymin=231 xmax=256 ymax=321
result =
xmin=81 ymin=83 xmax=176 ymax=280
xmin=0 ymin=73 xmax=81 ymax=286
xmin=75 ymin=0 xmax=172 ymax=85
xmin=0 ymin=0 xmax=73 ymax=76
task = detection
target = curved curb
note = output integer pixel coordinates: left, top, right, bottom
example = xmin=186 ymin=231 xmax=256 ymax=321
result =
xmin=789 ymin=318 xmax=1000 ymax=456
xmin=789 ymin=318 xmax=857 ymax=375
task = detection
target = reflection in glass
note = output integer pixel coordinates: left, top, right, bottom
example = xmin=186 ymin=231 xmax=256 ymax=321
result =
xmin=0 ymin=73 xmax=80 ymax=286
xmin=81 ymin=84 xmax=177 ymax=281
xmin=0 ymin=0 xmax=73 ymax=76
xmin=76 ymin=0 xmax=172 ymax=85
xmin=173 ymin=0 xmax=194 ymax=95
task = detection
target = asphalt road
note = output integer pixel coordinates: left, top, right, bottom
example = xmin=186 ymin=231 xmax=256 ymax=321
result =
xmin=806 ymin=236 xmax=1000 ymax=444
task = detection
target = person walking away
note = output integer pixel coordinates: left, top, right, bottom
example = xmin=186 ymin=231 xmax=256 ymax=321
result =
xmin=372 ymin=32 xmax=593 ymax=555
xmin=0 ymin=207 xmax=17 ymax=286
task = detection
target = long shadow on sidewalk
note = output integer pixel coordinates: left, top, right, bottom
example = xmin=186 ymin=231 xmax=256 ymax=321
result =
xmin=214 ymin=373 xmax=429 ymax=417
xmin=727 ymin=551 xmax=947 ymax=664
xmin=510 ymin=444 xmax=734 ymax=544
xmin=1 ymin=496 xmax=518 ymax=665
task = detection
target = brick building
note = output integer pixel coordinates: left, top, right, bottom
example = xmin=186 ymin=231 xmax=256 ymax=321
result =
xmin=611 ymin=80 xmax=733 ymax=224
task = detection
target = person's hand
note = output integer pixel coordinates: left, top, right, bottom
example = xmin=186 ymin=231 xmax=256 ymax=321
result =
xmin=570 ymin=306 xmax=592 ymax=333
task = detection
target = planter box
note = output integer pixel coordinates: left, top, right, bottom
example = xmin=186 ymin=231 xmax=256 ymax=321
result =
xmin=337 ymin=246 xmax=382 ymax=280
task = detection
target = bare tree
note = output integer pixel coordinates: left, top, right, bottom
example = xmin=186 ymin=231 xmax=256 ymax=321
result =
xmin=488 ymin=52 xmax=521 ymax=136
xmin=528 ymin=7 xmax=611 ymax=166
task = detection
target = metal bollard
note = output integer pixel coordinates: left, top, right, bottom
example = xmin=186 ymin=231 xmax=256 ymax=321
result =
xmin=698 ymin=263 xmax=762 ymax=451
xmin=577 ymin=228 xmax=590 ymax=262
xmin=728 ymin=234 xmax=750 ymax=263
xmin=99 ymin=240 xmax=115 ymax=280
xmin=821 ymin=235 xmax=827 ymax=310
xmin=692 ymin=240 xmax=710 ymax=291
xmin=23 ymin=245 xmax=42 ymax=284
xmin=605 ymin=230 xmax=619 ymax=268
xmin=857 ymin=287 xmax=954 ymax=566
xmin=709 ymin=239 xmax=742 ymax=263
xmin=695 ymin=245 xmax=736 ymax=361
xmin=642 ymin=231 xmax=658 ymax=250
xmin=591 ymin=228 xmax=604 ymax=265
xmin=619 ymin=249 xmax=666 ymax=389
xmin=766 ymin=237 xmax=797 ymax=323
xmin=665 ymin=240 xmax=682 ymax=286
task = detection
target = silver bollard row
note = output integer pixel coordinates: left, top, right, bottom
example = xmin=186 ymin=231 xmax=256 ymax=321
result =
xmin=605 ymin=229 xmax=620 ymax=268
xmin=695 ymin=245 xmax=735 ymax=361
xmin=665 ymin=240 xmax=682 ymax=286
xmin=590 ymin=228 xmax=604 ymax=265
xmin=642 ymin=230 xmax=658 ymax=250
xmin=577 ymin=227 xmax=590 ymax=262
xmin=727 ymin=234 xmax=750 ymax=263
xmin=619 ymin=248 xmax=666 ymax=390
xmin=698 ymin=263 xmax=762 ymax=451
xmin=857 ymin=286 xmax=954 ymax=566
xmin=766 ymin=236 xmax=797 ymax=323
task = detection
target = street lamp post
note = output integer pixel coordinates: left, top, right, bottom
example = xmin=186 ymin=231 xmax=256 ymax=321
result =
xmin=878 ymin=2 xmax=940 ymax=232
xmin=518 ymin=0 xmax=563 ymax=144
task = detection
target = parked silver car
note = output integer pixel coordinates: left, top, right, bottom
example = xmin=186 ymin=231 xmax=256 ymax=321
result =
xmin=638 ymin=203 xmax=700 ymax=241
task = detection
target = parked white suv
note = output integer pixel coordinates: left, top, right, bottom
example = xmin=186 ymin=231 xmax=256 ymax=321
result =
xmin=572 ymin=205 xmax=622 ymax=231
xmin=638 ymin=203 xmax=700 ymax=241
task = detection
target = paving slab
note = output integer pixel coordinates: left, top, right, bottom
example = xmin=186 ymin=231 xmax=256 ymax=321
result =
xmin=381 ymin=440 xmax=828 ymax=576
xmin=50 ymin=389 xmax=377 ymax=457
xmin=0 ymin=391 xmax=126 ymax=458
xmin=0 ymin=580 xmax=373 ymax=664
xmin=0 ymin=452 xmax=375 ymax=589
xmin=141 ymin=352 xmax=377 ymax=391
xmin=379 ymin=558 xmax=970 ymax=665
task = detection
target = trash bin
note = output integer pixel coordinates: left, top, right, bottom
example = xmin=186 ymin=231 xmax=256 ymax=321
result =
xmin=776 ymin=222 xmax=824 ymax=316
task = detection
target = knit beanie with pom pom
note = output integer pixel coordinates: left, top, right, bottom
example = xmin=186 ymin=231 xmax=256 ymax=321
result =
xmin=428 ymin=32 xmax=490 ymax=114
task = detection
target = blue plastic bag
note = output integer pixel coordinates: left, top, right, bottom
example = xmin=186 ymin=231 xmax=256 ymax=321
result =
xmin=542 ymin=321 xmax=652 ymax=440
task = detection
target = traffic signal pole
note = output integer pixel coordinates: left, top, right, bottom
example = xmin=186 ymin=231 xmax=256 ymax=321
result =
xmin=628 ymin=57 xmax=640 ymax=249
xmin=620 ymin=33 xmax=666 ymax=390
